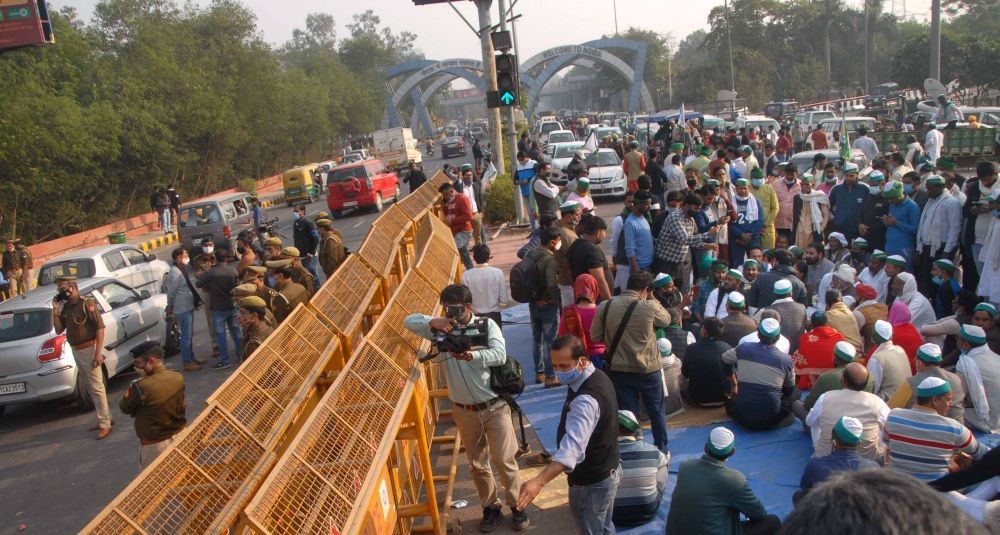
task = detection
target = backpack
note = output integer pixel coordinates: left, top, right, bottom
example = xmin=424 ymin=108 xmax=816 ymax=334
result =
xmin=489 ymin=355 xmax=525 ymax=397
xmin=509 ymin=256 xmax=542 ymax=303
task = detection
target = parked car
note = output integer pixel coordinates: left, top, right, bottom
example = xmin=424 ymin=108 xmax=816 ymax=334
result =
xmin=545 ymin=130 xmax=576 ymax=145
xmin=326 ymin=159 xmax=401 ymax=217
xmin=37 ymin=245 xmax=170 ymax=295
xmin=441 ymin=136 xmax=467 ymax=159
xmin=735 ymin=115 xmax=781 ymax=134
xmin=583 ymin=148 xmax=627 ymax=198
xmin=788 ymin=149 xmax=870 ymax=177
xmin=0 ymin=277 xmax=178 ymax=416
xmin=347 ymin=148 xmax=372 ymax=161
xmin=793 ymin=110 xmax=837 ymax=132
xmin=177 ymin=192 xmax=256 ymax=257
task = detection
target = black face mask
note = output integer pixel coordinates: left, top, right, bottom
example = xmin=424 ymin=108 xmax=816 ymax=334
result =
xmin=237 ymin=246 xmax=246 ymax=255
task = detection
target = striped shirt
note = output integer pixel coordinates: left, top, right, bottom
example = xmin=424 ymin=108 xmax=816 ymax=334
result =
xmin=612 ymin=437 xmax=669 ymax=526
xmin=884 ymin=407 xmax=988 ymax=480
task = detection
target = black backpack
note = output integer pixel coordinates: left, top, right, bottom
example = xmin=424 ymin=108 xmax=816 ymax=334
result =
xmin=509 ymin=256 xmax=541 ymax=303
xmin=490 ymin=355 xmax=525 ymax=397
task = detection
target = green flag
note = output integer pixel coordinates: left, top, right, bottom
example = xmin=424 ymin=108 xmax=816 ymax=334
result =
xmin=839 ymin=119 xmax=853 ymax=161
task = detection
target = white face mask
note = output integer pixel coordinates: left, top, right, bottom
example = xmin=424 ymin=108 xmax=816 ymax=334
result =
xmin=179 ymin=257 xmax=190 ymax=265
xmin=202 ymin=246 xmax=214 ymax=254
xmin=554 ymin=241 xmax=562 ymax=251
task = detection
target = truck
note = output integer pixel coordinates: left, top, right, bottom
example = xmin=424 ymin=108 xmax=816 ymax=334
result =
xmin=871 ymin=125 xmax=996 ymax=160
xmin=372 ymin=127 xmax=422 ymax=172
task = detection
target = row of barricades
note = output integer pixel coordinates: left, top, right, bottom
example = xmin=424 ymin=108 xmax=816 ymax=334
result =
xmin=83 ymin=171 xmax=462 ymax=534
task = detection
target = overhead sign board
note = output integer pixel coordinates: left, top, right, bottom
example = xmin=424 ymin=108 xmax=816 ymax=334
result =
xmin=0 ymin=0 xmax=54 ymax=51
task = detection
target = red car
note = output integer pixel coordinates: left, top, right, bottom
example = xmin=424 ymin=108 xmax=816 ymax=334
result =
xmin=326 ymin=159 xmax=401 ymax=217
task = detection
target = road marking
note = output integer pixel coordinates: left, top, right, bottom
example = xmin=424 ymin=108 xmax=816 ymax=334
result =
xmin=353 ymin=219 xmax=365 ymax=228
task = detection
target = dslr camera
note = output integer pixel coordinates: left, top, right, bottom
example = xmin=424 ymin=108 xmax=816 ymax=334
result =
xmin=429 ymin=307 xmax=489 ymax=356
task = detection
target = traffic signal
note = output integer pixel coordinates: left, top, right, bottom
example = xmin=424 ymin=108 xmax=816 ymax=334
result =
xmin=495 ymin=53 xmax=518 ymax=107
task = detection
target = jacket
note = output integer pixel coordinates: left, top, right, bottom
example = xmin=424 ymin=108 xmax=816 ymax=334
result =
xmin=292 ymin=216 xmax=320 ymax=256
xmin=526 ymin=247 xmax=559 ymax=304
xmin=166 ymin=264 xmax=197 ymax=314
xmin=667 ymin=455 xmax=770 ymax=535
xmin=591 ymin=290 xmax=671 ymax=374
xmin=747 ymin=264 xmax=808 ymax=309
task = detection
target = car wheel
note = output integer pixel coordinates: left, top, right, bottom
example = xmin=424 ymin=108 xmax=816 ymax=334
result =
xmin=374 ymin=193 xmax=384 ymax=213
xmin=74 ymin=364 xmax=107 ymax=410
xmin=331 ymin=210 xmax=343 ymax=219
xmin=164 ymin=316 xmax=181 ymax=356
xmin=0 ymin=405 xmax=5 ymax=417
xmin=393 ymin=184 xmax=401 ymax=201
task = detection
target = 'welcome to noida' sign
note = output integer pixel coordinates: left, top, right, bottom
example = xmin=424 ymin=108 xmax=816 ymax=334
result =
xmin=0 ymin=0 xmax=54 ymax=51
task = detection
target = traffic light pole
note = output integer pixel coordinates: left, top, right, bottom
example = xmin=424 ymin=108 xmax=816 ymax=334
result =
xmin=497 ymin=0 xmax=527 ymax=226
xmin=475 ymin=0 xmax=505 ymax=176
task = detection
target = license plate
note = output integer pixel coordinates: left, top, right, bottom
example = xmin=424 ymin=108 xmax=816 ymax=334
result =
xmin=343 ymin=201 xmax=359 ymax=207
xmin=0 ymin=383 xmax=26 ymax=395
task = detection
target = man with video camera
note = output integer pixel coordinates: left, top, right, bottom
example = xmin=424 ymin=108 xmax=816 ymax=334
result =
xmin=404 ymin=284 xmax=529 ymax=532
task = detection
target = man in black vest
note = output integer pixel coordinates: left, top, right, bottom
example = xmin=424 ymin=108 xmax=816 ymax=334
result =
xmin=517 ymin=335 xmax=620 ymax=533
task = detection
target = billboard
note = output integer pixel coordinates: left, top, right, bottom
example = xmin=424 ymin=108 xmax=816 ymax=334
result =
xmin=0 ymin=0 xmax=54 ymax=51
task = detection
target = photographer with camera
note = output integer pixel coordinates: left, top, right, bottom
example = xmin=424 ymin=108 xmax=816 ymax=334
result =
xmin=404 ymin=284 xmax=529 ymax=532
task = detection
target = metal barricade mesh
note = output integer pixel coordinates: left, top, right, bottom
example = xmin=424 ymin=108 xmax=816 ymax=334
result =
xmin=356 ymin=223 xmax=400 ymax=279
xmin=371 ymin=204 xmax=410 ymax=238
xmin=310 ymin=255 xmax=380 ymax=348
xmin=415 ymin=235 xmax=459 ymax=291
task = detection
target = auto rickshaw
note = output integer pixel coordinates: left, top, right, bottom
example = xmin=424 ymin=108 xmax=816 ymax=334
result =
xmin=283 ymin=165 xmax=320 ymax=206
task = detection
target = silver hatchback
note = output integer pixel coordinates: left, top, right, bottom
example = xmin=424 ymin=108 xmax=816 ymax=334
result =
xmin=0 ymin=278 xmax=178 ymax=416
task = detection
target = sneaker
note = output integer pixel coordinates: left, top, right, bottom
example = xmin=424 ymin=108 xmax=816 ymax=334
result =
xmin=183 ymin=363 xmax=202 ymax=371
xmin=511 ymin=508 xmax=529 ymax=531
xmin=213 ymin=362 xmax=231 ymax=370
xmin=535 ymin=373 xmax=545 ymax=384
xmin=478 ymin=506 xmax=503 ymax=533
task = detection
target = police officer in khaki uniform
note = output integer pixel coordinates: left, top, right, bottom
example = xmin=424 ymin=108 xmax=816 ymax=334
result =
xmin=52 ymin=276 xmax=112 ymax=439
xmin=267 ymin=261 xmax=309 ymax=323
xmin=280 ymin=246 xmax=315 ymax=297
xmin=232 ymin=283 xmax=277 ymax=327
xmin=237 ymin=296 xmax=275 ymax=361
xmin=14 ymin=239 xmax=33 ymax=293
xmin=263 ymin=236 xmax=283 ymax=262
xmin=315 ymin=218 xmax=346 ymax=278
xmin=120 ymin=341 xmax=186 ymax=467
xmin=2 ymin=238 xmax=23 ymax=296
xmin=240 ymin=265 xmax=283 ymax=317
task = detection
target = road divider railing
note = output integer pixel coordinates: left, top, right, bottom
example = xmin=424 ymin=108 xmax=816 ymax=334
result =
xmin=82 ymin=170 xmax=455 ymax=535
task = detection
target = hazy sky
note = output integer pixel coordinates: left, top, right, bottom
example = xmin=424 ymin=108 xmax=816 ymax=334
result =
xmin=54 ymin=0 xmax=933 ymax=61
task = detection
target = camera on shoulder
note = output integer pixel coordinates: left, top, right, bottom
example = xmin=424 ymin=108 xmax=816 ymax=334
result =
xmin=430 ymin=317 xmax=489 ymax=354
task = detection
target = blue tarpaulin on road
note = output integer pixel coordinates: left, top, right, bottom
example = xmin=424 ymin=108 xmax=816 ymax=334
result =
xmin=498 ymin=303 xmax=1000 ymax=534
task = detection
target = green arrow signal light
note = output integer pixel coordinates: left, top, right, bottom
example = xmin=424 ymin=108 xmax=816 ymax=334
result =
xmin=500 ymin=91 xmax=515 ymax=105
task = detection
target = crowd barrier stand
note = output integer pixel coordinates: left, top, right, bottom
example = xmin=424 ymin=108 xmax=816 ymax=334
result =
xmin=82 ymin=171 xmax=457 ymax=534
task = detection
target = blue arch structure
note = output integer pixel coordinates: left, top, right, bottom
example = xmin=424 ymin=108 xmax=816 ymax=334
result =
xmin=384 ymin=38 xmax=653 ymax=134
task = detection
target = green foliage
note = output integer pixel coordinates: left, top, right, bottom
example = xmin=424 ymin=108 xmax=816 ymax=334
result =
xmin=0 ymin=2 xmax=419 ymax=242
xmin=238 ymin=178 xmax=257 ymax=195
xmin=483 ymin=174 xmax=515 ymax=225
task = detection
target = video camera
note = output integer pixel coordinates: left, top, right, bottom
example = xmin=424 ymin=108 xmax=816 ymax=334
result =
xmin=421 ymin=311 xmax=489 ymax=362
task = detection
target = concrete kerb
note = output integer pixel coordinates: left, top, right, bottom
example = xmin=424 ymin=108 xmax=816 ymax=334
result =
xmin=134 ymin=194 xmax=286 ymax=254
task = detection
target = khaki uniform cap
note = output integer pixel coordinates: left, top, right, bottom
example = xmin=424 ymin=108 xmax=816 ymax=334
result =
xmin=239 ymin=296 xmax=268 ymax=309
xmin=231 ymin=283 xmax=258 ymax=297
xmin=281 ymin=246 xmax=300 ymax=257
xmin=265 ymin=259 xmax=293 ymax=269
xmin=264 ymin=237 xmax=282 ymax=246
xmin=315 ymin=218 xmax=333 ymax=228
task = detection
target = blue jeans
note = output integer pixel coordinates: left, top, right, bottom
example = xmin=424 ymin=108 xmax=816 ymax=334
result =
xmin=529 ymin=302 xmax=558 ymax=378
xmin=175 ymin=310 xmax=194 ymax=364
xmin=301 ymin=255 xmax=321 ymax=289
xmin=609 ymin=370 xmax=669 ymax=452
xmin=212 ymin=308 xmax=243 ymax=365
xmin=568 ymin=466 xmax=621 ymax=535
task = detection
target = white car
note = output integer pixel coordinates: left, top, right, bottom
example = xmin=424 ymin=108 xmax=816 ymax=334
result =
xmin=808 ymin=117 xmax=878 ymax=149
xmin=37 ymin=244 xmax=170 ymax=295
xmin=548 ymin=141 xmax=586 ymax=183
xmin=583 ymin=149 xmax=627 ymax=199
xmin=545 ymin=130 xmax=576 ymax=146
xmin=0 ymin=277 xmax=178 ymax=415
xmin=736 ymin=115 xmax=781 ymax=134
xmin=535 ymin=120 xmax=564 ymax=144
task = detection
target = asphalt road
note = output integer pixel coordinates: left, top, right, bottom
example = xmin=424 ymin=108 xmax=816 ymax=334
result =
xmin=0 ymin=149 xmax=476 ymax=534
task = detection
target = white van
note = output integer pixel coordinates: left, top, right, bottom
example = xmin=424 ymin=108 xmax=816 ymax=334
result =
xmin=809 ymin=116 xmax=878 ymax=149
xmin=794 ymin=110 xmax=836 ymax=131
xmin=735 ymin=115 xmax=780 ymax=134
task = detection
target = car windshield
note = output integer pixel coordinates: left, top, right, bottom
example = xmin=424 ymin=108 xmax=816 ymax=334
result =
xmin=595 ymin=128 xmax=622 ymax=139
xmin=549 ymin=132 xmax=574 ymax=143
xmin=443 ymin=137 xmax=462 ymax=145
xmin=586 ymin=152 xmax=620 ymax=167
xmin=541 ymin=123 xmax=560 ymax=134
xmin=38 ymin=259 xmax=96 ymax=286
xmin=554 ymin=144 xmax=584 ymax=158
xmin=0 ymin=310 xmax=51 ymax=343
xmin=179 ymin=204 xmax=222 ymax=227
xmin=330 ymin=166 xmax=367 ymax=183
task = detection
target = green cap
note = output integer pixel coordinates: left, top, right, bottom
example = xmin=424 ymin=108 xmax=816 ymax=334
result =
xmin=559 ymin=200 xmax=581 ymax=213
xmin=975 ymin=303 xmax=997 ymax=317
xmin=801 ymin=173 xmax=814 ymax=183
xmin=733 ymin=178 xmax=749 ymax=187
xmin=833 ymin=341 xmax=857 ymax=363
xmin=759 ymin=317 xmax=781 ymax=337
xmin=617 ymin=410 xmax=640 ymax=432
xmin=844 ymin=162 xmax=859 ymax=173
xmin=933 ymin=259 xmax=957 ymax=272
xmin=961 ymin=324 xmax=988 ymax=345
xmin=671 ymin=142 xmax=685 ymax=151
xmin=653 ymin=273 xmax=673 ymax=288
xmin=881 ymin=181 xmax=904 ymax=199
xmin=726 ymin=268 xmax=745 ymax=282
xmin=917 ymin=376 xmax=952 ymax=397
xmin=711 ymin=260 xmax=729 ymax=272
xmin=886 ymin=255 xmax=906 ymax=267
xmin=873 ymin=320 xmax=893 ymax=343
xmin=936 ymin=157 xmax=957 ymax=171
xmin=743 ymin=259 xmax=759 ymax=269
xmin=852 ymin=238 xmax=868 ymax=249
xmin=707 ymin=427 xmax=735 ymax=457
xmin=750 ymin=167 xmax=765 ymax=179
xmin=916 ymin=343 xmax=943 ymax=363
xmin=707 ymin=179 xmax=721 ymax=187
xmin=926 ymin=175 xmax=946 ymax=186
xmin=789 ymin=245 xmax=804 ymax=257
xmin=871 ymin=249 xmax=887 ymax=261
xmin=697 ymin=144 xmax=711 ymax=156
xmin=868 ymin=170 xmax=886 ymax=182
xmin=833 ymin=416 xmax=863 ymax=445
xmin=741 ymin=145 xmax=752 ymax=154
xmin=773 ymin=278 xmax=793 ymax=296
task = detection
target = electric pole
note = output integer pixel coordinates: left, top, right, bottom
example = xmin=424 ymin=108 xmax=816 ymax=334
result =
xmin=929 ymin=0 xmax=941 ymax=81
xmin=475 ymin=0 xmax=505 ymax=175
xmin=497 ymin=0 xmax=526 ymax=224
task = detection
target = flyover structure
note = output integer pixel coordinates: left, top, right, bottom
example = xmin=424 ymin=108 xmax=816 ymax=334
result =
xmin=383 ymin=38 xmax=656 ymax=137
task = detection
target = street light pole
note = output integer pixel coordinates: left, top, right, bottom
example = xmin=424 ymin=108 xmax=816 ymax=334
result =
xmin=929 ymin=0 xmax=942 ymax=81
xmin=497 ymin=0 xmax=526 ymax=225
xmin=613 ymin=0 xmax=619 ymax=36
xmin=724 ymin=0 xmax=736 ymax=114
xmin=475 ymin=0 xmax=505 ymax=175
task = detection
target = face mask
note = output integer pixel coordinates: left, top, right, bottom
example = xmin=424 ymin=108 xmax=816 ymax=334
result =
xmin=293 ymin=212 xmax=301 ymax=221
xmin=867 ymin=183 xmax=881 ymax=193
xmin=903 ymin=183 xmax=915 ymax=194
xmin=553 ymin=240 xmax=562 ymax=251
xmin=202 ymin=246 xmax=214 ymax=255
xmin=751 ymin=178 xmax=763 ymax=188
xmin=932 ymin=276 xmax=943 ymax=285
xmin=785 ymin=178 xmax=796 ymax=185
xmin=236 ymin=246 xmax=246 ymax=255
xmin=179 ymin=257 xmax=190 ymax=265
xmin=554 ymin=365 xmax=582 ymax=385
xmin=266 ymin=275 xmax=277 ymax=287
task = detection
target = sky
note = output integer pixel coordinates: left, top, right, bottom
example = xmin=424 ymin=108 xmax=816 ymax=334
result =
xmin=52 ymin=0 xmax=930 ymax=61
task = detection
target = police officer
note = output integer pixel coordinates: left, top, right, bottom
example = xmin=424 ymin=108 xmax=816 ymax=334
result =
xmin=52 ymin=276 xmax=112 ymax=439
xmin=120 ymin=341 xmax=186 ymax=467
xmin=237 ymin=296 xmax=274 ymax=361
xmin=263 ymin=236 xmax=283 ymax=262
xmin=14 ymin=239 xmax=32 ymax=292
xmin=231 ymin=283 xmax=277 ymax=327
xmin=2 ymin=238 xmax=22 ymax=296
xmin=280 ymin=247 xmax=315 ymax=296
xmin=267 ymin=262 xmax=309 ymax=323
xmin=315 ymin=218 xmax=346 ymax=279
xmin=239 ymin=265 xmax=282 ymax=321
